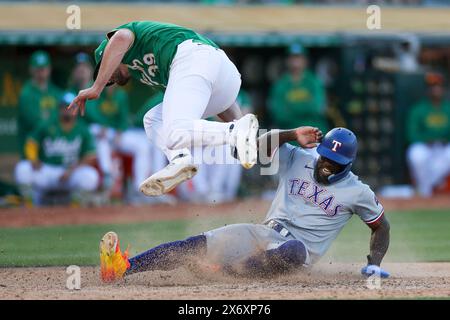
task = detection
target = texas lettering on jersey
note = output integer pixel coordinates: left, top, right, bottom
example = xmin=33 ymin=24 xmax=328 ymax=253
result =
xmin=288 ymin=178 xmax=342 ymax=216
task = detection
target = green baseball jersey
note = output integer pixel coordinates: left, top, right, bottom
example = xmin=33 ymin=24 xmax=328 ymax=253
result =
xmin=17 ymin=80 xmax=63 ymax=157
xmin=268 ymin=71 xmax=327 ymax=132
xmin=84 ymin=88 xmax=130 ymax=131
xmin=407 ymin=100 xmax=450 ymax=143
xmin=104 ymin=21 xmax=218 ymax=90
xmin=28 ymin=118 xmax=95 ymax=167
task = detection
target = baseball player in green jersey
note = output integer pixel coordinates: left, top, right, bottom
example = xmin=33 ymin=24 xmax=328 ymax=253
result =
xmin=15 ymin=93 xmax=99 ymax=206
xmin=68 ymin=52 xmax=94 ymax=94
xmin=268 ymin=44 xmax=328 ymax=133
xmin=69 ymin=21 xmax=259 ymax=196
xmin=406 ymin=73 xmax=450 ymax=197
xmin=17 ymin=51 xmax=63 ymax=158
xmin=83 ymin=86 xmax=129 ymax=190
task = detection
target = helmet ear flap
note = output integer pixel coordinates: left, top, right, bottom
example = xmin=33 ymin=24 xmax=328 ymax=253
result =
xmin=327 ymin=162 xmax=353 ymax=184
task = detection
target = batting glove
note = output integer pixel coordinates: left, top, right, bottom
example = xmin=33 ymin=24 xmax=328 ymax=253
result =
xmin=361 ymin=265 xmax=390 ymax=278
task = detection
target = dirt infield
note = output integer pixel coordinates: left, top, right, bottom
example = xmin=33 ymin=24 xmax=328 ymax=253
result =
xmin=1 ymin=196 xmax=450 ymax=228
xmin=1 ymin=197 xmax=450 ymax=300
xmin=1 ymin=263 xmax=449 ymax=299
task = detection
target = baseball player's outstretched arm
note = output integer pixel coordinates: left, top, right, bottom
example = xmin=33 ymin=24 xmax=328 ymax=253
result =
xmin=367 ymin=215 xmax=390 ymax=266
xmin=258 ymin=127 xmax=323 ymax=159
xmin=68 ymin=29 xmax=134 ymax=115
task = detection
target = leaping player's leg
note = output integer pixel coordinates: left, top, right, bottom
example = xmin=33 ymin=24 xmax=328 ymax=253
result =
xmin=140 ymin=72 xmax=230 ymax=197
xmin=162 ymin=44 xmax=258 ymax=168
xmin=140 ymin=42 xmax=258 ymax=197
xmin=141 ymin=102 xmax=198 ymax=196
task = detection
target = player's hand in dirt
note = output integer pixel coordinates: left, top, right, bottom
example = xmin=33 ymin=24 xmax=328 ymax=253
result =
xmin=361 ymin=264 xmax=390 ymax=278
xmin=295 ymin=126 xmax=323 ymax=149
xmin=68 ymin=86 xmax=101 ymax=116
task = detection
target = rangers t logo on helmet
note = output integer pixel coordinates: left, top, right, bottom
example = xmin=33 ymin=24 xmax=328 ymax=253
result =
xmin=331 ymin=140 xmax=342 ymax=152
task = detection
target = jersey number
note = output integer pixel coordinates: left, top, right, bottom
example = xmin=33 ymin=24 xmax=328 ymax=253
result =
xmin=128 ymin=53 xmax=161 ymax=87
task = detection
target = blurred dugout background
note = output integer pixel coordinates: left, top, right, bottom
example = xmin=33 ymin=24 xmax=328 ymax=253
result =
xmin=1 ymin=0 xmax=450 ymax=206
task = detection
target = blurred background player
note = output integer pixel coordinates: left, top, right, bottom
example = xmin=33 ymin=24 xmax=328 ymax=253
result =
xmin=14 ymin=93 xmax=99 ymax=206
xmin=17 ymin=50 xmax=63 ymax=160
xmin=393 ymin=34 xmax=421 ymax=73
xmin=87 ymin=85 xmax=158 ymax=203
xmin=68 ymin=52 xmax=94 ymax=94
xmin=268 ymin=43 xmax=328 ymax=135
xmin=406 ymin=73 xmax=450 ymax=197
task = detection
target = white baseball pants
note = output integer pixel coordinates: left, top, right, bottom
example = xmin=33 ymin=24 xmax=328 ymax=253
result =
xmin=15 ymin=160 xmax=99 ymax=192
xmin=143 ymin=39 xmax=242 ymax=162
xmin=407 ymin=142 xmax=450 ymax=197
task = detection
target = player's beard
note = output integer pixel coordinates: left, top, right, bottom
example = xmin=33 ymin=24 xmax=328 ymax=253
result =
xmin=313 ymin=165 xmax=330 ymax=185
xmin=313 ymin=157 xmax=344 ymax=185
xmin=314 ymin=156 xmax=345 ymax=185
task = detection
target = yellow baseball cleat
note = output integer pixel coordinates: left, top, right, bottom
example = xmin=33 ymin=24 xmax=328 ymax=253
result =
xmin=99 ymin=231 xmax=130 ymax=283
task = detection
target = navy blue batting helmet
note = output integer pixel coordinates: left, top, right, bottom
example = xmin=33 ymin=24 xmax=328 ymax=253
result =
xmin=316 ymin=127 xmax=358 ymax=183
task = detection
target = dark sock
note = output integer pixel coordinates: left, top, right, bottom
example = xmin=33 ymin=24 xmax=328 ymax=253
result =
xmin=126 ymin=235 xmax=207 ymax=275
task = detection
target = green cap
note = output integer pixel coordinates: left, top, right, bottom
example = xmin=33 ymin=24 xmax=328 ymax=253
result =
xmin=30 ymin=50 xmax=51 ymax=68
xmin=93 ymin=40 xmax=108 ymax=81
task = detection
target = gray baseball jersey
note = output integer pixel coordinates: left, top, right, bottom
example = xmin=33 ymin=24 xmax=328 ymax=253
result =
xmin=264 ymin=143 xmax=384 ymax=263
